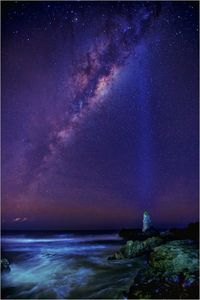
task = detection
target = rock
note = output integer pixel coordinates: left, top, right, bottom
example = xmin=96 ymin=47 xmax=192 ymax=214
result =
xmin=119 ymin=227 xmax=160 ymax=242
xmin=123 ymin=240 xmax=145 ymax=258
xmin=109 ymin=251 xmax=125 ymax=260
xmin=170 ymin=222 xmax=199 ymax=241
xmin=1 ymin=258 xmax=11 ymax=273
xmin=150 ymin=240 xmax=199 ymax=274
xmin=120 ymin=222 xmax=199 ymax=243
xmin=142 ymin=211 xmax=152 ymax=232
xmin=126 ymin=239 xmax=199 ymax=299
xmin=127 ymin=268 xmax=199 ymax=299
xmin=119 ymin=228 xmax=141 ymax=241
xmin=160 ymin=230 xmax=173 ymax=240
xmin=142 ymin=227 xmax=160 ymax=238
xmin=110 ymin=236 xmax=163 ymax=259
xmin=142 ymin=236 xmax=163 ymax=249
xmin=186 ymin=222 xmax=199 ymax=241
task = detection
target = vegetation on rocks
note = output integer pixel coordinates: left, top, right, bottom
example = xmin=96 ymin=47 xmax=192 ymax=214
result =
xmin=149 ymin=240 xmax=199 ymax=274
xmin=111 ymin=221 xmax=199 ymax=299
xmin=109 ymin=236 xmax=163 ymax=259
xmin=126 ymin=240 xmax=199 ymax=299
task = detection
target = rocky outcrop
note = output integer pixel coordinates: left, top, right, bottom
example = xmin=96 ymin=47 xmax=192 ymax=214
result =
xmin=1 ymin=258 xmax=11 ymax=273
xmin=114 ymin=221 xmax=199 ymax=298
xmin=119 ymin=222 xmax=199 ymax=242
xmin=169 ymin=222 xmax=199 ymax=241
xmin=126 ymin=240 xmax=199 ymax=299
xmin=149 ymin=240 xmax=199 ymax=273
xmin=127 ymin=268 xmax=199 ymax=299
xmin=119 ymin=228 xmax=160 ymax=241
xmin=109 ymin=236 xmax=163 ymax=259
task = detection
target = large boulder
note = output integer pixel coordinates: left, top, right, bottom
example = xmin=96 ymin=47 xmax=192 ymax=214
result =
xmin=126 ymin=267 xmax=199 ymax=299
xmin=169 ymin=222 xmax=199 ymax=241
xmin=123 ymin=240 xmax=145 ymax=258
xmin=1 ymin=258 xmax=11 ymax=273
xmin=109 ymin=236 xmax=163 ymax=259
xmin=126 ymin=239 xmax=199 ymax=299
xmin=150 ymin=240 xmax=199 ymax=274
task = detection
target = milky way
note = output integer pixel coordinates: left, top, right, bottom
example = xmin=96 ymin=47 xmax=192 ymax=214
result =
xmin=40 ymin=3 xmax=161 ymax=171
xmin=2 ymin=1 xmax=199 ymax=229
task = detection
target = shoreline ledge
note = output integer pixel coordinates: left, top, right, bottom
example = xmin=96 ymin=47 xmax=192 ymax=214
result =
xmin=109 ymin=222 xmax=199 ymax=299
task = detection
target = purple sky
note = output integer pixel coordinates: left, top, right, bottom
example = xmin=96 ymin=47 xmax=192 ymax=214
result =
xmin=2 ymin=1 xmax=199 ymax=230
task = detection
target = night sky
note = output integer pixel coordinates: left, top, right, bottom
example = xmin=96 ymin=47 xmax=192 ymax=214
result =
xmin=2 ymin=1 xmax=199 ymax=230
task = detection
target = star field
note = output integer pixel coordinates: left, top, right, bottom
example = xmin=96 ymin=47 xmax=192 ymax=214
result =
xmin=2 ymin=1 xmax=199 ymax=229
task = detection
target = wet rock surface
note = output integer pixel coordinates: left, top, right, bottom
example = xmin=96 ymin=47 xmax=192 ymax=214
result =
xmin=1 ymin=258 xmax=11 ymax=273
xmin=126 ymin=268 xmax=199 ymax=299
xmin=114 ymin=221 xmax=199 ymax=299
xmin=126 ymin=239 xmax=199 ymax=299
xmin=149 ymin=240 xmax=199 ymax=273
xmin=109 ymin=236 xmax=163 ymax=259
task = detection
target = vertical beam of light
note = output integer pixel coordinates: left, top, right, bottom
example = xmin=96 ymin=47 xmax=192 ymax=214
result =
xmin=136 ymin=46 xmax=153 ymax=209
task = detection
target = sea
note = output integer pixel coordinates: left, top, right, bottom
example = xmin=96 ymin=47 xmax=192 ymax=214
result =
xmin=1 ymin=231 xmax=146 ymax=299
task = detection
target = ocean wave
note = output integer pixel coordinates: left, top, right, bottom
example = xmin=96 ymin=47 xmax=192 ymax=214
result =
xmin=2 ymin=233 xmax=121 ymax=245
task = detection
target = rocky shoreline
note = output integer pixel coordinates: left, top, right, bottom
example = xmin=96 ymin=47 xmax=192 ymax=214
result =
xmin=109 ymin=222 xmax=199 ymax=299
xmin=1 ymin=222 xmax=199 ymax=299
